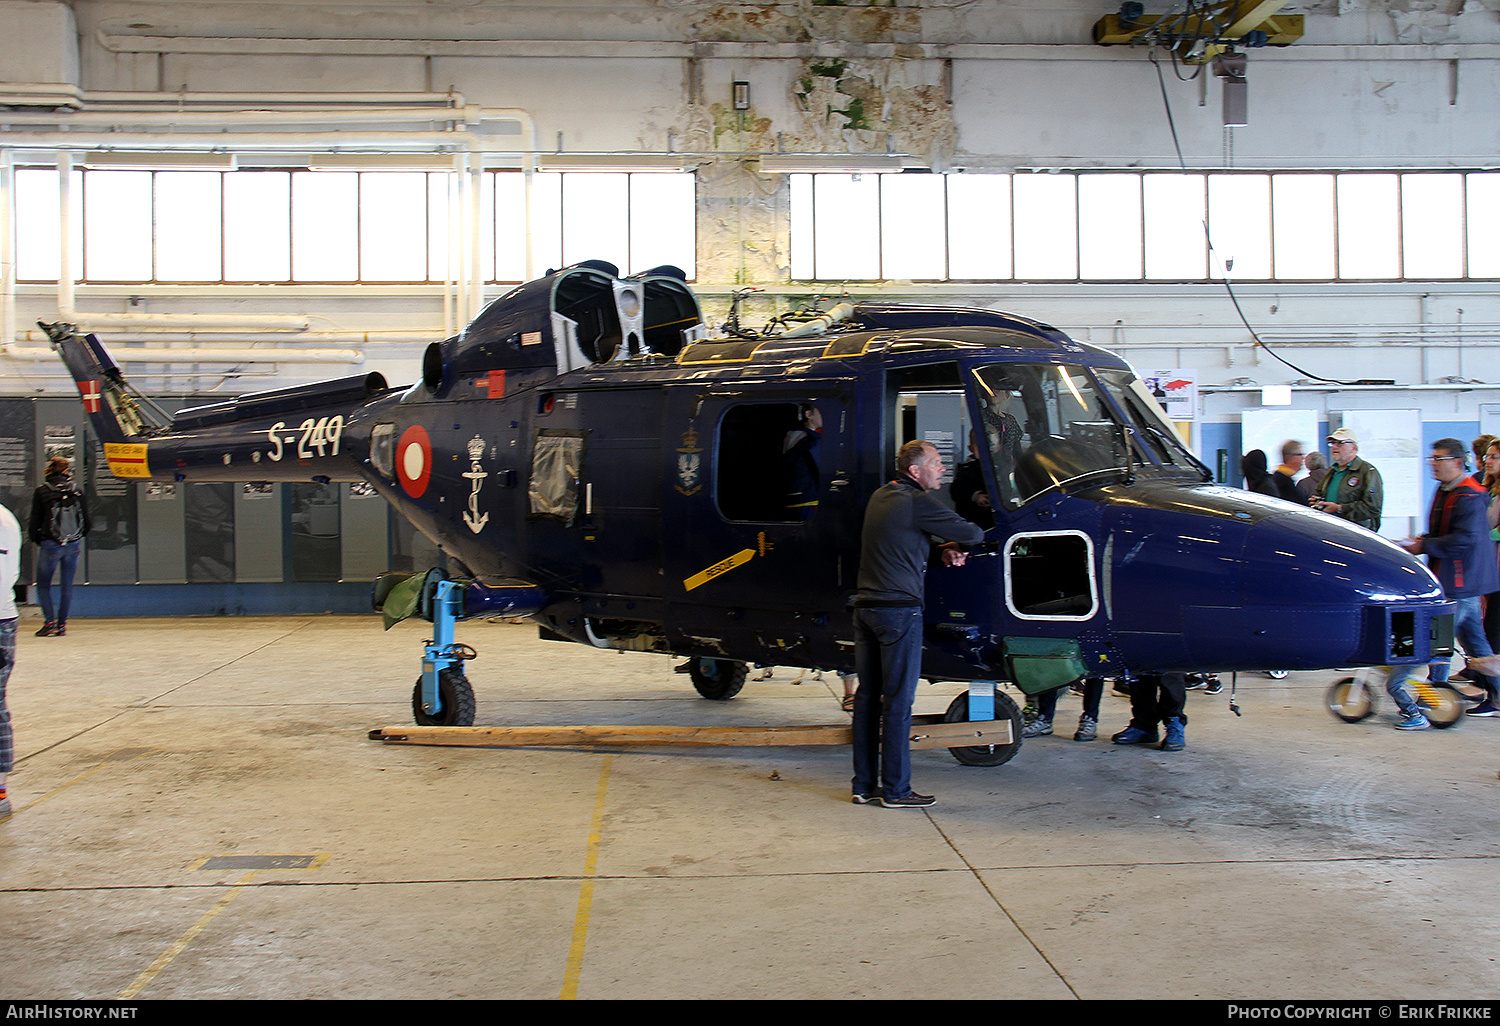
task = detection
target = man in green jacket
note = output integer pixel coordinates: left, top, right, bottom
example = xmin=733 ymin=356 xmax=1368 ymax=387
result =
xmin=1311 ymin=428 xmax=1384 ymax=532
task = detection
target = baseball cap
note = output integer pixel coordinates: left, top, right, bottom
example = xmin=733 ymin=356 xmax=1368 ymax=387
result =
xmin=1326 ymin=428 xmax=1358 ymax=444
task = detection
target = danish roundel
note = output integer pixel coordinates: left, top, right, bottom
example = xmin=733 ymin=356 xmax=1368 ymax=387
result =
xmin=397 ymin=424 xmax=432 ymax=497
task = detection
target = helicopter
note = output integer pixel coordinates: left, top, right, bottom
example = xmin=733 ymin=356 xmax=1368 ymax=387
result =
xmin=41 ymin=259 xmax=1454 ymax=766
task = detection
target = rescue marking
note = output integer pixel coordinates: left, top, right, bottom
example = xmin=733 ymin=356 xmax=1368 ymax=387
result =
xmin=684 ymin=547 xmax=756 ymax=591
xmin=475 ymin=369 xmax=506 ymax=399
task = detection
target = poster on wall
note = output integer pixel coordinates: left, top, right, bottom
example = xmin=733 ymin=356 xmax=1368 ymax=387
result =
xmin=1141 ymin=370 xmax=1197 ymax=422
xmin=44 ymin=425 xmax=75 ymax=465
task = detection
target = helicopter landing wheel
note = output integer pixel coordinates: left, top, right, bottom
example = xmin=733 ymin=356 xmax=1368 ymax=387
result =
xmin=412 ymin=668 xmax=476 ymax=726
xmin=942 ymin=687 xmax=1024 ymax=767
xmin=688 ymin=658 xmax=748 ymax=700
xmin=1266 ymin=669 xmax=1289 ymax=679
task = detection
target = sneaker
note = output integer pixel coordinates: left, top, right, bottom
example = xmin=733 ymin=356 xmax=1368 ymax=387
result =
xmin=0 ymin=795 xmax=10 ymax=818
xmin=1184 ymin=674 xmax=1207 ymax=691
xmin=1466 ymin=701 xmax=1499 ymax=717
xmin=1396 ymin=710 xmax=1432 ymax=730
xmin=53 ymin=624 xmax=65 ymax=637
xmin=1112 ymin=725 xmax=1159 ymax=745
xmin=34 ymin=622 xmax=55 ymax=637
xmin=1161 ymin=716 xmax=1186 ymax=751
xmin=1022 ymin=718 xmax=1053 ymax=738
xmin=1073 ymin=715 xmax=1098 ymax=742
xmin=1204 ymin=677 xmax=1224 ymax=695
xmin=851 ymin=791 xmax=881 ymax=805
xmin=880 ymin=791 xmax=936 ymax=809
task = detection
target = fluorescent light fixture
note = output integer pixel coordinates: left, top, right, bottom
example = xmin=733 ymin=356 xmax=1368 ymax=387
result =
xmin=1261 ymin=385 xmax=1292 ymax=406
xmin=757 ymin=153 xmax=909 ymax=175
xmin=536 ymin=153 xmax=699 ymax=173
xmin=305 ymin=154 xmax=458 ymax=171
xmin=81 ymin=151 xmax=235 ymax=170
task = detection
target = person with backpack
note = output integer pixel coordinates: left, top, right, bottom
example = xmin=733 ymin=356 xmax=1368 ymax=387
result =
xmin=29 ymin=456 xmax=89 ymax=637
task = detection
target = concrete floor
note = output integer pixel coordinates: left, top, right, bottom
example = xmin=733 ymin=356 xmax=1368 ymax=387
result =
xmin=2 ymin=612 xmax=1498 ymax=1001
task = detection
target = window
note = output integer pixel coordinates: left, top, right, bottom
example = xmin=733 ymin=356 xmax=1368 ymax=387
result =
xmin=715 ymin=402 xmax=823 ymax=523
xmin=789 ymin=170 xmax=1494 ymax=283
xmin=12 ymin=166 xmax=696 ymax=284
xmin=1006 ymin=532 xmax=1097 ymax=619
xmin=972 ymin=363 xmax=1129 ymax=509
xmin=530 ymin=431 xmax=584 ymax=524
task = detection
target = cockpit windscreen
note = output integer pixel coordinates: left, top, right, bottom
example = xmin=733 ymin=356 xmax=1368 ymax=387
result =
xmin=972 ymin=363 xmax=1203 ymax=508
xmin=972 ymin=364 xmax=1128 ymax=508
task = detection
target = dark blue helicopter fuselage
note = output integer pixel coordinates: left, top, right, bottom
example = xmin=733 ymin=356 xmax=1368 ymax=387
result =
xmin=47 ymin=265 xmax=1452 ymax=684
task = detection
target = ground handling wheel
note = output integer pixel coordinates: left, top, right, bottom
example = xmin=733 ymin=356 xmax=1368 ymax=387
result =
xmin=942 ymin=686 xmax=1024 ymax=767
xmin=1413 ymin=680 xmax=1465 ymax=729
xmin=412 ymin=667 xmax=476 ymax=726
xmin=688 ymin=658 xmax=748 ymax=700
xmin=1325 ymin=676 xmax=1374 ymax=723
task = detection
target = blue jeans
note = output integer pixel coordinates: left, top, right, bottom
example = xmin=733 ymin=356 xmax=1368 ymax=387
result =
xmin=851 ymin=606 xmax=924 ymax=799
xmin=36 ymin=539 xmax=81 ymax=626
xmin=1390 ymin=594 xmax=1495 ymax=714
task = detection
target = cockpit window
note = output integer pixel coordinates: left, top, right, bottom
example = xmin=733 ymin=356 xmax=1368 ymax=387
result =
xmin=1094 ymin=368 xmax=1204 ymax=475
xmin=972 ymin=364 xmax=1128 ymax=508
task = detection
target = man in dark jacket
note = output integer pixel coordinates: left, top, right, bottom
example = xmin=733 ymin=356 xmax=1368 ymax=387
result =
xmin=1395 ymin=438 xmax=1500 ymax=725
xmin=851 ymin=440 xmax=984 ymax=808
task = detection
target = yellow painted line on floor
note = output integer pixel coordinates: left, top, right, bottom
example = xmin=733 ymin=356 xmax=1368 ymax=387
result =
xmin=560 ymin=754 xmax=613 ymax=1001
xmin=19 ymin=764 xmax=108 ymax=812
xmin=18 ymin=749 xmax=153 ymax=814
xmin=119 ymin=871 xmax=258 ymax=999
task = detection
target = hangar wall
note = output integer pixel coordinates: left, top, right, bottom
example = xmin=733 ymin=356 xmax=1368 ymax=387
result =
xmin=2 ymin=0 xmax=1499 ymax=585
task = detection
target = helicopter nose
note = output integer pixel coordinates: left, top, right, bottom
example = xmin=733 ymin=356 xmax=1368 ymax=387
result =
xmin=1180 ymin=511 xmax=1446 ymax=670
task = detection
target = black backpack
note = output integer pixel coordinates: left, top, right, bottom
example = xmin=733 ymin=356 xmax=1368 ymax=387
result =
xmin=47 ymin=485 xmax=84 ymax=543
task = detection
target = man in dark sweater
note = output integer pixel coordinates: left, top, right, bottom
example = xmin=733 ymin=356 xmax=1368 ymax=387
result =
xmin=851 ymin=440 xmax=985 ymax=808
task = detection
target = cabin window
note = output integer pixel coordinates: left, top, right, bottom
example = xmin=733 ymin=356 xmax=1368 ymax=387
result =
xmin=371 ymin=423 xmax=396 ymax=479
xmin=1006 ymin=531 xmax=1097 ymax=619
xmin=716 ymin=402 xmax=823 ymax=523
xmin=530 ymin=430 xmax=584 ymax=523
xmin=973 ymin=364 xmax=1128 ymax=508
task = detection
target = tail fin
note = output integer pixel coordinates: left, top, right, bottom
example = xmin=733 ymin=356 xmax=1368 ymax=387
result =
xmin=39 ymin=321 xmax=169 ymax=443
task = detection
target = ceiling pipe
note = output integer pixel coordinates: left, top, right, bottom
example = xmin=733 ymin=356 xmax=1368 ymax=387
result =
xmin=1 ymin=345 xmax=361 ymax=364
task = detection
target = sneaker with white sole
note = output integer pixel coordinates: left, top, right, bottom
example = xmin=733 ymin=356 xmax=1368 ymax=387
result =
xmin=1395 ymin=711 xmax=1431 ymax=730
xmin=880 ymin=791 xmax=936 ymax=809
xmin=1022 ymin=718 xmax=1053 ymax=738
xmin=1073 ymin=715 xmax=1097 ymax=742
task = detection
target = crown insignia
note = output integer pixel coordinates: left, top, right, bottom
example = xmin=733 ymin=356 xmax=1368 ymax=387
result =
xmin=467 ymin=435 xmax=486 ymax=460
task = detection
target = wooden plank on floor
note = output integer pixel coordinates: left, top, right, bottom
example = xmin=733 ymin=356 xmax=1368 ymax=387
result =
xmin=370 ymin=718 xmax=1013 ymax=750
xmin=370 ymin=724 xmax=854 ymax=747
